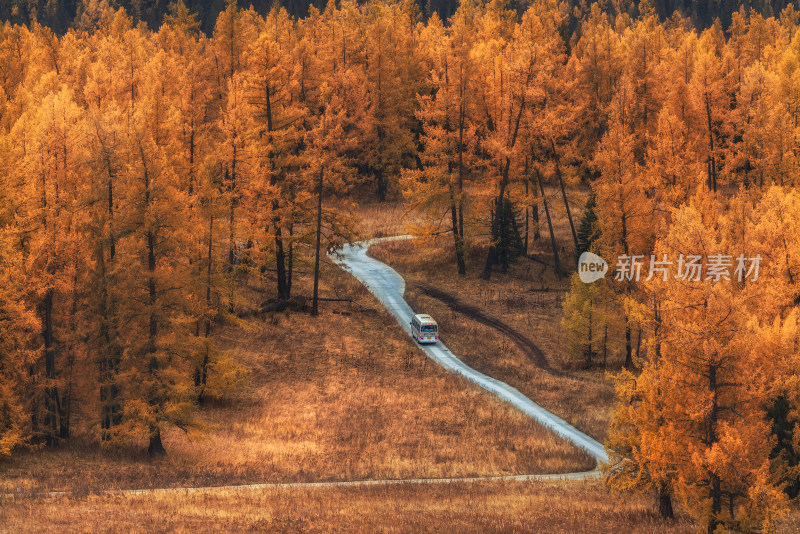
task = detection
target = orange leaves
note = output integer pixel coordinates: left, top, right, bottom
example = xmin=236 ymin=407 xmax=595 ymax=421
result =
xmin=606 ymin=189 xmax=800 ymax=530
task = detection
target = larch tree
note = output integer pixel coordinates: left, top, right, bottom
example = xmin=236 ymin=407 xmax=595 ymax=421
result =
xmin=690 ymin=32 xmax=729 ymax=193
xmin=111 ymin=51 xmax=199 ymax=455
xmin=607 ymin=196 xmax=791 ymax=532
xmin=401 ymin=3 xmax=476 ymax=276
xmin=12 ymin=85 xmax=89 ymax=446
xmin=359 ymin=0 xmax=419 ymax=201
xmin=305 ymin=79 xmax=358 ymax=316
xmin=158 ymin=5 xmax=230 ymax=399
xmin=475 ymin=0 xmax=564 ymax=278
xmin=245 ymin=9 xmax=305 ymax=303
xmin=565 ymin=3 xmax=622 ymax=179
xmin=0 ymin=127 xmax=38 ymax=455
xmin=217 ymin=71 xmax=249 ymax=312
xmin=593 ymin=84 xmax=656 ymax=369
xmin=211 ymin=0 xmax=258 ymax=282
xmin=561 ymin=273 xmax=605 ymax=368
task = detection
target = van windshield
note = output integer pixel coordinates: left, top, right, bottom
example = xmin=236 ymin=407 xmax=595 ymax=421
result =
xmin=421 ymin=325 xmax=437 ymax=332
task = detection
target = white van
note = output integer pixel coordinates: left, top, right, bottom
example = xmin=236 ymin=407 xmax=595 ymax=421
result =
xmin=410 ymin=314 xmax=438 ymax=344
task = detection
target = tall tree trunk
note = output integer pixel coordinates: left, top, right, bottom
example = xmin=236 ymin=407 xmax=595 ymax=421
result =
xmin=551 ymin=139 xmax=578 ymax=253
xmin=449 ymin=185 xmax=466 ymax=276
xmin=653 ymin=296 xmax=662 ymax=360
xmin=274 ymin=217 xmax=289 ymax=301
xmin=146 ymin=226 xmax=163 ymax=456
xmin=705 ymin=99 xmax=717 ymax=193
xmin=142 ymin=144 xmax=164 ymax=456
xmin=99 ymin=147 xmax=120 ymax=438
xmin=620 ymin=184 xmax=633 ymax=370
xmin=486 ymin=86 xmax=527 ymax=275
xmin=287 ymin=222 xmax=294 ymax=297
xmin=227 ymin=147 xmax=237 ymax=269
xmin=376 ymin=168 xmax=387 ymax=202
xmin=586 ymin=300 xmax=593 ymax=369
xmin=635 ymin=327 xmax=642 ymax=360
xmin=624 ymin=321 xmax=633 ymax=369
xmin=524 ymin=158 xmax=529 ymax=255
xmin=495 ymin=179 xmax=508 ymax=272
xmin=61 ymin=268 xmax=78 ymax=440
xmin=657 ymin=482 xmax=674 ymax=520
xmin=312 ymin=169 xmax=324 ymax=317
xmin=482 ymin=199 xmax=496 ymax=280
xmin=263 ymin=78 xmax=290 ymax=302
xmin=60 ymin=355 xmax=72 ymax=440
xmin=195 ymin=206 xmax=214 ymax=399
xmin=39 ymin=162 xmax=59 ymax=446
xmin=42 ymin=288 xmax=58 ymax=447
xmin=535 ymin=167 xmax=563 ymax=276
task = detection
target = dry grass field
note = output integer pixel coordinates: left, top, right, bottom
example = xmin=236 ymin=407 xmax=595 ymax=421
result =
xmin=0 ymin=479 xmax=702 ymax=533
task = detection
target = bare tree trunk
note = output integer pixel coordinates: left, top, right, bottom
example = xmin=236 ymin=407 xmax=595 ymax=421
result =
xmin=586 ymin=300 xmax=593 ymax=369
xmin=449 ymin=185 xmax=466 ymax=276
xmin=312 ymin=169 xmax=324 ymax=317
xmin=274 ymin=213 xmax=289 ymax=301
xmin=42 ymin=289 xmax=58 ymax=447
xmin=657 ymin=482 xmax=674 ymax=520
xmin=705 ymin=99 xmax=717 ymax=193
xmin=625 ymin=321 xmax=633 ymax=369
xmin=524 ymin=159 xmax=529 ymax=255
xmin=195 ymin=206 xmax=214 ymax=399
xmin=535 ymin=167 xmax=563 ymax=276
xmin=551 ymin=139 xmax=578 ymax=252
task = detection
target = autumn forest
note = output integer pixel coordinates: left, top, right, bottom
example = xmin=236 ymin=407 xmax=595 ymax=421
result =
xmin=0 ymin=0 xmax=799 ymax=532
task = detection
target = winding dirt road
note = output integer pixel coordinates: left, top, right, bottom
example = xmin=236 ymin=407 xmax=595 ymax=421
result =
xmin=333 ymin=237 xmax=608 ymax=465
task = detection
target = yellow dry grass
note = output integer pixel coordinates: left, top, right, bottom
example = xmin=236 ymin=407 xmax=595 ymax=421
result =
xmin=0 ymin=479 xmax=704 ymax=533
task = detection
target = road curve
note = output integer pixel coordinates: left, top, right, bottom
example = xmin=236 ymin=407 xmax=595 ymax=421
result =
xmin=332 ymin=237 xmax=608 ymax=466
